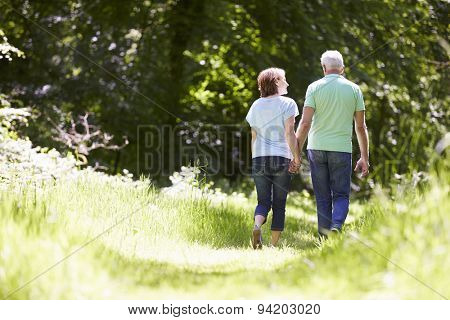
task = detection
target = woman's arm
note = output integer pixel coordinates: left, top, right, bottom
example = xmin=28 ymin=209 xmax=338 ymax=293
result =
xmin=251 ymin=128 xmax=257 ymax=158
xmin=284 ymin=116 xmax=300 ymax=163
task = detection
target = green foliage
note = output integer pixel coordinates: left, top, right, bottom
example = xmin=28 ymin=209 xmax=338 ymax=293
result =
xmin=0 ymin=96 xmax=30 ymax=138
xmin=0 ymin=31 xmax=27 ymax=138
xmin=0 ymin=28 xmax=25 ymax=61
xmin=0 ymin=0 xmax=448 ymax=187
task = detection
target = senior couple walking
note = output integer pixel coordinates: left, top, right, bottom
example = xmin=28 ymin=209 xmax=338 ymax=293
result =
xmin=246 ymin=50 xmax=370 ymax=249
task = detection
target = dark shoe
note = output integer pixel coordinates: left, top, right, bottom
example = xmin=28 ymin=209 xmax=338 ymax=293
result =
xmin=252 ymin=226 xmax=262 ymax=250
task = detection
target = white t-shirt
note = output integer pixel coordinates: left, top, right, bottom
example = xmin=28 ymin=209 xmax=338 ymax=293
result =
xmin=245 ymin=95 xmax=299 ymax=159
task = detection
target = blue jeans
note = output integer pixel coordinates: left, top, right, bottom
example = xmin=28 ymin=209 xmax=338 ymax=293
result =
xmin=307 ymin=150 xmax=352 ymax=234
xmin=252 ymin=156 xmax=292 ymax=231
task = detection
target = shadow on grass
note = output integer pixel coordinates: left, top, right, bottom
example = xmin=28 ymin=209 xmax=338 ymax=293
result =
xmin=97 ymin=245 xmax=247 ymax=292
xmin=93 ymin=209 xmax=371 ymax=297
xmin=282 ymin=214 xmax=318 ymax=250
xmin=176 ymin=193 xmax=368 ymax=253
xmin=179 ymin=199 xmax=253 ymax=249
xmin=179 ymin=197 xmax=319 ymax=251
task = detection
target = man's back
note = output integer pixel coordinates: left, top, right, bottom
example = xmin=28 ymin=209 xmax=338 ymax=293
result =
xmin=296 ymin=50 xmax=370 ymax=235
xmin=304 ymin=74 xmax=365 ymax=153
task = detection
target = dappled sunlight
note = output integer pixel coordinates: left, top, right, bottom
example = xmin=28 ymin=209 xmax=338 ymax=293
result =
xmin=2 ymin=145 xmax=449 ymax=298
xmin=105 ymin=237 xmax=303 ymax=273
xmin=64 ymin=189 xmax=310 ymax=273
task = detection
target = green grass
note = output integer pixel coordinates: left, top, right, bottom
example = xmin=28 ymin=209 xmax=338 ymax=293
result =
xmin=0 ymin=166 xmax=449 ymax=299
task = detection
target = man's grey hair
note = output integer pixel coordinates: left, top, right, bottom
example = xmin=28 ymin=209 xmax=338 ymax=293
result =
xmin=320 ymin=50 xmax=344 ymax=69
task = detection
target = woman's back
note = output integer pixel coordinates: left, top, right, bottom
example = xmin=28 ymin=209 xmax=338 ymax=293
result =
xmin=246 ymin=95 xmax=299 ymax=159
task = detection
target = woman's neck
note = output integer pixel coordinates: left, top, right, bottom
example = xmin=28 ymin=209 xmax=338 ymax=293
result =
xmin=263 ymin=94 xmax=280 ymax=98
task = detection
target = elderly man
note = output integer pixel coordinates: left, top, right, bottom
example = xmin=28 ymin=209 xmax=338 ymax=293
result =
xmin=294 ymin=50 xmax=370 ymax=236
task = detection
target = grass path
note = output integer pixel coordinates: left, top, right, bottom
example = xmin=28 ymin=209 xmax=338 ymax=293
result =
xmin=1 ymin=169 xmax=449 ymax=299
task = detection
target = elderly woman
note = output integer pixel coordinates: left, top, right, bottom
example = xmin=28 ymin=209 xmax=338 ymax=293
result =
xmin=245 ymin=67 xmax=300 ymax=249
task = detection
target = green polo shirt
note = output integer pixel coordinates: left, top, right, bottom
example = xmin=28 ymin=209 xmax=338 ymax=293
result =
xmin=304 ymin=74 xmax=365 ymax=153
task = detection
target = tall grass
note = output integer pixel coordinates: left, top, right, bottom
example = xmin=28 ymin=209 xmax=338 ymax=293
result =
xmin=1 ymin=160 xmax=448 ymax=299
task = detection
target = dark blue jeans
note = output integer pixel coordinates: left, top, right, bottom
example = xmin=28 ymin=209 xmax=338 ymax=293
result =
xmin=252 ymin=156 xmax=293 ymax=231
xmin=307 ymin=150 xmax=352 ymax=233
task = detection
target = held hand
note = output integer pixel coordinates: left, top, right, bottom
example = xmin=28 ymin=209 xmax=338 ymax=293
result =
xmin=288 ymin=157 xmax=301 ymax=174
xmin=354 ymin=158 xmax=370 ymax=177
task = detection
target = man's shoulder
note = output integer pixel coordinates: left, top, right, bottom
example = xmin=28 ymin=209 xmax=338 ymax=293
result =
xmin=339 ymin=77 xmax=361 ymax=91
xmin=308 ymin=78 xmax=326 ymax=90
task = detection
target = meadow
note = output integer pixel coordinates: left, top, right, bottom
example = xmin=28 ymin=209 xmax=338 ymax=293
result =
xmin=1 ymin=157 xmax=448 ymax=299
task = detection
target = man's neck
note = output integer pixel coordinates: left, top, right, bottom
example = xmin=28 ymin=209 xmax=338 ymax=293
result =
xmin=324 ymin=70 xmax=342 ymax=75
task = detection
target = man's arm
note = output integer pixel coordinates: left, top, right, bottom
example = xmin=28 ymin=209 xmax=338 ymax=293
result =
xmin=295 ymin=106 xmax=315 ymax=155
xmin=284 ymin=116 xmax=300 ymax=164
xmin=354 ymin=110 xmax=370 ymax=177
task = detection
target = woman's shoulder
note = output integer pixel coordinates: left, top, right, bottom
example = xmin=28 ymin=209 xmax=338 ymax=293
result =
xmin=253 ymin=96 xmax=297 ymax=106
xmin=251 ymin=97 xmax=265 ymax=106
xmin=279 ymin=96 xmax=298 ymax=106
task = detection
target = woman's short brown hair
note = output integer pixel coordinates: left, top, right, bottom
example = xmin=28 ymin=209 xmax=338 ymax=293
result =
xmin=257 ymin=67 xmax=285 ymax=97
